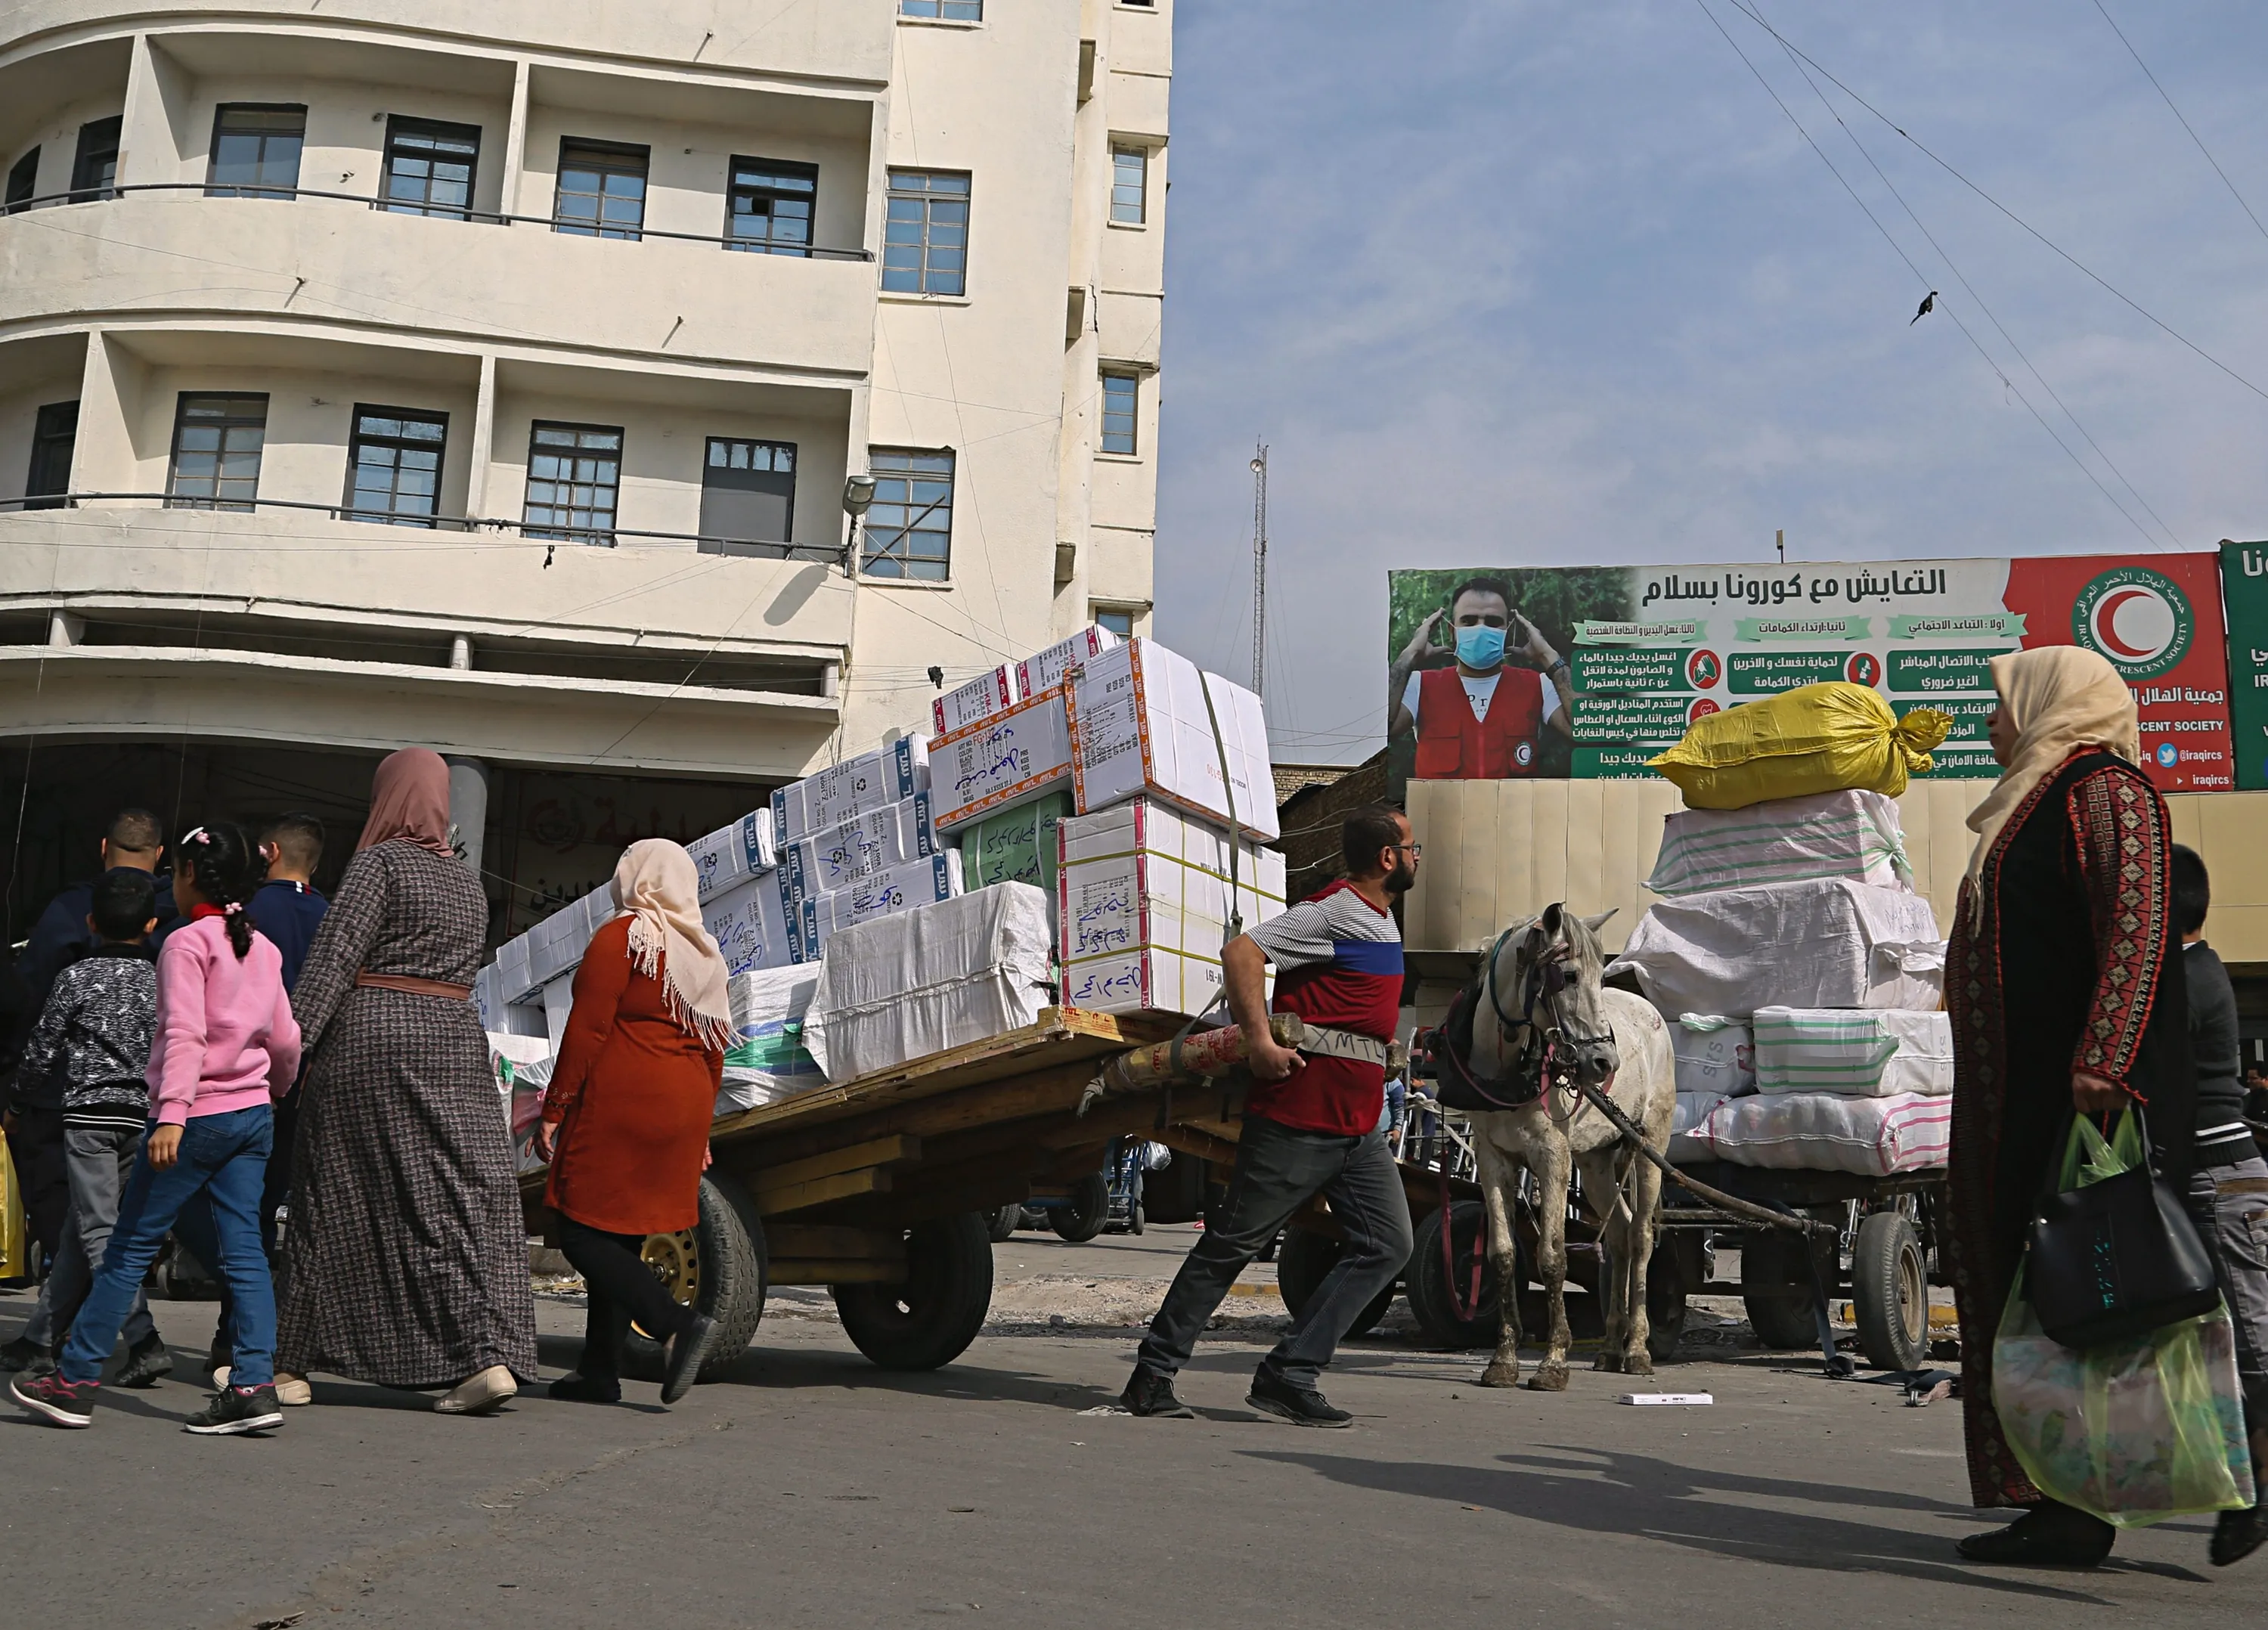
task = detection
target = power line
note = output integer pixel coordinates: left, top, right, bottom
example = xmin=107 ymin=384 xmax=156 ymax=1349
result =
xmin=1693 ymin=0 xmax=2162 ymax=548
xmin=1716 ymin=0 xmax=2268 ymax=408
xmin=1746 ymin=0 xmax=2180 ymax=548
xmin=2091 ymin=0 xmax=2268 ymax=249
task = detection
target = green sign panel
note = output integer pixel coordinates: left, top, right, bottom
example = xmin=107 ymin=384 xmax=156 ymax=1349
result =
xmin=1571 ymin=693 xmax=1694 ymax=743
xmin=1887 ymin=648 xmax=2010 ymax=696
xmin=1572 ymin=648 xmax=1691 ymax=694
xmin=1727 ymin=651 xmax=1848 ymax=695
xmin=2221 ymin=541 xmax=2268 ymax=790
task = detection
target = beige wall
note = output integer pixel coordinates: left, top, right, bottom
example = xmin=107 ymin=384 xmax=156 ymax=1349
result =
xmin=1405 ymin=776 xmax=2268 ymax=967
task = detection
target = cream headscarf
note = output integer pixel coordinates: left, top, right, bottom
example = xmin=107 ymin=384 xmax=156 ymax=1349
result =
xmin=1962 ymin=646 xmax=2139 ymax=919
xmin=611 ymin=838 xmax=733 ymax=1052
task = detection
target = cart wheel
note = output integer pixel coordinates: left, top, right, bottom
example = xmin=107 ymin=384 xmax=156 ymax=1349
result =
xmin=985 ymin=1204 xmax=1021 ymax=1243
xmin=1276 ymin=1229 xmax=1399 ymax=1337
xmin=622 ymin=1172 xmax=768 ymax=1384
xmin=1129 ymin=1201 xmax=1145 ymax=1237
xmin=1741 ymin=1222 xmax=1827 ymax=1350
xmin=834 ymin=1213 xmax=993 ymax=1371
xmin=1644 ymin=1241 xmax=1687 ymax=1364
xmin=1851 ymin=1210 xmax=1930 ymax=1371
xmin=1405 ymin=1202 xmax=1504 ymax=1350
xmin=1049 ymin=1173 xmax=1109 ymax=1242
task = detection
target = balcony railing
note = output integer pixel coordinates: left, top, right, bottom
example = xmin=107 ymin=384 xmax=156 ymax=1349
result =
xmin=0 ymin=182 xmax=873 ymax=260
xmin=0 ymin=492 xmax=853 ymax=562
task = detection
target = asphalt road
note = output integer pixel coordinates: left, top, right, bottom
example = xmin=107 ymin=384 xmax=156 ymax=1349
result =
xmin=2 ymin=1233 xmax=2255 ymax=1630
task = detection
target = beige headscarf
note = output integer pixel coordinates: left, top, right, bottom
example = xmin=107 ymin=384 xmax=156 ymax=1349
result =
xmin=612 ymin=838 xmax=733 ymax=1052
xmin=1962 ymin=646 xmax=2140 ymax=918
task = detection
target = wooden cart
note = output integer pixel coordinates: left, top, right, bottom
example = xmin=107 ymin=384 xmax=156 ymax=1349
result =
xmin=524 ymin=1006 xmax=1479 ymax=1376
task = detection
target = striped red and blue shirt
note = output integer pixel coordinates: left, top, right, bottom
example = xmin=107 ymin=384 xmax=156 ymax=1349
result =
xmin=1244 ymin=879 xmax=1403 ymax=1135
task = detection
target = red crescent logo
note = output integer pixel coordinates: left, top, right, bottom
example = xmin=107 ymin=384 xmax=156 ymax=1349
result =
xmin=2091 ymin=587 xmax=2156 ymax=659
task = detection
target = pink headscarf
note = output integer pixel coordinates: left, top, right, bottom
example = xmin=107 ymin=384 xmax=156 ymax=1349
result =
xmin=357 ymin=748 xmax=454 ymax=856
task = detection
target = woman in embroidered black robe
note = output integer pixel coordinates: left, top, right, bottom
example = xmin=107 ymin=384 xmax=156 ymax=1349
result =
xmin=1947 ymin=645 xmax=2196 ymax=1566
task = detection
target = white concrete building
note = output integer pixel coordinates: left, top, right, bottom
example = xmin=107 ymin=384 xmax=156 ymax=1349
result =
xmin=0 ymin=0 xmax=1168 ymax=933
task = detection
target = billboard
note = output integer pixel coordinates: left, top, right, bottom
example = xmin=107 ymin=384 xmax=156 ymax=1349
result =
xmin=1387 ymin=553 xmax=2235 ymax=796
xmin=2220 ymin=540 xmax=2268 ymax=791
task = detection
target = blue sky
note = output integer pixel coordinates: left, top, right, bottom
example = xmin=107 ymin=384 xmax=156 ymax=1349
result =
xmin=1150 ymin=0 xmax=2268 ymax=763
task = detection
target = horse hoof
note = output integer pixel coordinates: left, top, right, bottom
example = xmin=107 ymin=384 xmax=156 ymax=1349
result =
xmin=1626 ymin=1355 xmax=1656 ymax=1377
xmin=1591 ymin=1354 xmax=1623 ymax=1374
xmin=1525 ymin=1368 xmax=1569 ymax=1393
xmin=1479 ymin=1362 xmax=1521 ymax=1389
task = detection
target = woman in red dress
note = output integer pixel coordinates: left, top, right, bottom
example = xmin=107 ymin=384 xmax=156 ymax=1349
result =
xmin=534 ymin=839 xmax=732 ymax=1405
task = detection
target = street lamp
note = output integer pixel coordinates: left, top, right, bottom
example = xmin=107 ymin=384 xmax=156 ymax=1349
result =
xmin=841 ymin=473 xmax=876 ymax=570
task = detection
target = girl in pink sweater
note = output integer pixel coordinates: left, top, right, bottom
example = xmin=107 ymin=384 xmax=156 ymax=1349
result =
xmin=12 ymin=822 xmax=302 ymax=1435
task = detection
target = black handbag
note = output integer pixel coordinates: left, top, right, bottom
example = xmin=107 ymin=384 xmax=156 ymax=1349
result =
xmin=2024 ymin=1110 xmax=2220 ymax=1349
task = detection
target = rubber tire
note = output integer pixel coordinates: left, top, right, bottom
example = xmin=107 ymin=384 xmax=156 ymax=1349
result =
xmin=1129 ymin=1201 xmax=1145 ymax=1237
xmin=1405 ymin=1201 xmax=1503 ymax=1350
xmin=1141 ymin=1151 xmax=1207 ymax=1226
xmin=834 ymin=1212 xmax=995 ymax=1372
xmin=1275 ymin=1228 xmax=1399 ymax=1338
xmin=1851 ymin=1210 xmax=1931 ymax=1371
xmin=1644 ymin=1242 xmax=1687 ymax=1365
xmin=985 ymin=1204 xmax=1021 ymax=1243
xmin=1741 ymin=1228 xmax=1824 ymax=1351
xmin=621 ymin=1172 xmax=768 ymax=1384
xmin=1049 ymin=1172 xmax=1110 ymax=1243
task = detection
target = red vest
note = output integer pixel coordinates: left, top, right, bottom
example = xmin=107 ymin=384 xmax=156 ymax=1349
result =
xmin=1412 ymin=663 xmax=1547 ymax=779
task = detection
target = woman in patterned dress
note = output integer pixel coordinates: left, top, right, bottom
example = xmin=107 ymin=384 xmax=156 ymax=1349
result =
xmin=1947 ymin=646 xmax=2197 ymax=1565
xmin=275 ymin=749 xmax=536 ymax=1413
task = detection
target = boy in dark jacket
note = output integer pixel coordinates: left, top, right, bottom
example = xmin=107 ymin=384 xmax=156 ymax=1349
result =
xmin=0 ymin=871 xmax=169 ymax=1383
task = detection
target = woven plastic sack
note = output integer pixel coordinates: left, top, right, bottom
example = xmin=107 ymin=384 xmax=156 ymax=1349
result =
xmin=0 ymin=1129 xmax=26 ymax=1280
xmin=1647 ymin=683 xmax=1951 ymax=810
xmin=1991 ymin=1113 xmax=2255 ymax=1527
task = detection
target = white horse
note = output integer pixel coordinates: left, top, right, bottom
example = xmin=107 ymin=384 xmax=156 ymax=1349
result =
xmin=1457 ymin=903 xmax=1675 ymax=1390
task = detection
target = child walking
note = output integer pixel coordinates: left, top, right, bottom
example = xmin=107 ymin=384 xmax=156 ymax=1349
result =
xmin=10 ymin=823 xmax=301 ymax=1435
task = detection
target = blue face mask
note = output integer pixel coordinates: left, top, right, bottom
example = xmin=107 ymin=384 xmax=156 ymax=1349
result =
xmin=1455 ymin=623 xmax=1507 ymax=668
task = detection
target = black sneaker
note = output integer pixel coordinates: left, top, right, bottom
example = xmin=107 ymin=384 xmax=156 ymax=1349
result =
xmin=183 ymin=1384 xmax=284 ymax=1436
xmin=11 ymin=1371 xmax=98 ymax=1427
xmin=115 ymin=1333 xmax=175 ymax=1390
xmin=0 ymin=1334 xmax=54 ymax=1374
xmin=547 ymin=1372 xmax=623 ymax=1405
xmin=660 ymin=1315 xmax=719 ymax=1405
xmin=1956 ymin=1502 xmax=2115 ymax=1567
xmin=2212 ymin=1504 xmax=2268 ymax=1568
xmin=1247 ymin=1365 xmax=1352 ymax=1428
xmin=1121 ymin=1366 xmax=1194 ymax=1418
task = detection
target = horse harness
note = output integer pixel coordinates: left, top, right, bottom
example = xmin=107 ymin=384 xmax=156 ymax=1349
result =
xmin=1421 ymin=925 xmax=1616 ymax=1117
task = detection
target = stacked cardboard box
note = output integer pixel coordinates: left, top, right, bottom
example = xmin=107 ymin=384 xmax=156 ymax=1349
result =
xmin=1065 ymin=639 xmax=1278 ymax=842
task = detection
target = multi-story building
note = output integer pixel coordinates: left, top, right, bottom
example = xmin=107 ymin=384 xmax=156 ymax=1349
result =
xmin=0 ymin=0 xmax=1169 ymax=934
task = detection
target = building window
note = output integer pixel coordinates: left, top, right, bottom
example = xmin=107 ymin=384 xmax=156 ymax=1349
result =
xmin=901 ymin=0 xmax=983 ymax=17
xmin=1094 ymin=607 xmax=1137 ymax=639
xmin=524 ymin=422 xmax=624 ymax=543
xmin=699 ymin=438 xmax=797 ymax=553
xmin=1100 ymin=372 xmax=1139 ymax=456
xmin=5 ymin=147 xmax=39 ymax=212
xmin=206 ymin=106 xmax=305 ymax=199
xmin=554 ymin=140 xmax=648 ymax=240
xmin=725 ymin=157 xmax=816 ymax=256
xmin=344 ymin=406 xmax=448 ymax=527
xmin=883 ymin=170 xmax=970 ymax=296
xmin=1110 ymin=145 xmax=1148 ymax=225
xmin=382 ymin=117 xmax=480 ymax=219
xmin=70 ymin=117 xmax=122 ymax=203
xmin=23 ymin=401 xmax=78 ymax=510
xmin=863 ymin=449 xmax=954 ymax=580
xmin=166 ymin=394 xmax=269 ymax=511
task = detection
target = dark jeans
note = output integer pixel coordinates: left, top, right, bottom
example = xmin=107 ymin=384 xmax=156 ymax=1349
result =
xmin=8 ymin=1104 xmax=70 ymax=1268
xmin=2186 ymin=1154 xmax=2268 ymax=1492
xmin=61 ymin=1108 xmax=275 ymax=1388
xmin=22 ymin=1124 xmax=156 ymax=1353
xmin=1138 ymin=1116 xmax=1414 ymax=1390
xmin=559 ymin=1217 xmax=694 ymax=1382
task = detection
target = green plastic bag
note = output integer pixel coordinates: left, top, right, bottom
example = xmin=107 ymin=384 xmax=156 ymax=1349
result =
xmin=1991 ymin=1115 xmax=2257 ymax=1526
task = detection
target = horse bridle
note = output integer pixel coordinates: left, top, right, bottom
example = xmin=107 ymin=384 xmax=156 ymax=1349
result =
xmin=1427 ymin=922 xmax=1615 ymax=1114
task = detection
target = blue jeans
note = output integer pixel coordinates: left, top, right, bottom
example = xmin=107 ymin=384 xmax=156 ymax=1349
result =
xmin=61 ymin=1108 xmax=276 ymax=1389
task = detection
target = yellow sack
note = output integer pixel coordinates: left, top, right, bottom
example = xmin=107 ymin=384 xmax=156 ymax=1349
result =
xmin=0 ymin=1129 xmax=26 ymax=1282
xmin=1648 ymin=682 xmax=1952 ymax=810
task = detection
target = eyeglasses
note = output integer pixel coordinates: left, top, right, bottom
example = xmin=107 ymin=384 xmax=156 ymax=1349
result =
xmin=1389 ymin=842 xmax=1424 ymax=858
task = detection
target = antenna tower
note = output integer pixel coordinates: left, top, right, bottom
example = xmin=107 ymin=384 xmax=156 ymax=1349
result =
xmin=1250 ymin=442 xmax=1269 ymax=697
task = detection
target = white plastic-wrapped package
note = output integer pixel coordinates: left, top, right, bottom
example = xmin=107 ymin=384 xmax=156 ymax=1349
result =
xmin=1752 ymin=1006 xmax=1954 ymax=1097
xmin=718 ymin=965 xmax=824 ymax=1114
xmin=781 ymin=794 xmax=936 ymax=903
xmin=1682 ymin=1090 xmax=1952 ymax=1176
xmin=929 ymin=687 xmax=1074 ymax=834
xmin=804 ymin=882 xmax=1054 ymax=1082
xmin=1606 ymin=879 xmax=1943 ymax=1017
xmin=686 ymin=809 xmax=777 ymax=904
xmin=1065 ymin=638 xmax=1278 ymax=841
xmin=1646 ymin=789 xmax=1913 ymax=897
xmin=772 ymin=736 xmax=930 ymax=841
xmin=1668 ymin=1089 xmax=1731 ymax=1165
xmin=487 ymin=1032 xmax=554 ymax=1176
xmin=1672 ymin=1015 xmax=1755 ymax=1096
xmin=702 ymin=871 xmax=798 ymax=977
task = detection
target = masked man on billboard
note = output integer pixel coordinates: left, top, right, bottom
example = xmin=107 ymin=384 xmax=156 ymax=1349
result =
xmin=1390 ymin=576 xmax=1572 ymax=778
